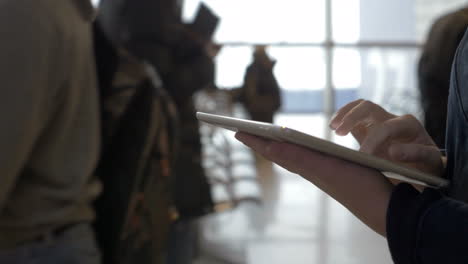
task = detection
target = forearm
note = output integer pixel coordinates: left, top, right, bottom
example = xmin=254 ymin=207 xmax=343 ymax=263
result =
xmin=235 ymin=133 xmax=394 ymax=237
xmin=303 ymin=162 xmax=393 ymax=237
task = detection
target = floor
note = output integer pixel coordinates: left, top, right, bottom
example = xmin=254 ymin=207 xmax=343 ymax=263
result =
xmin=194 ymin=107 xmax=393 ymax=264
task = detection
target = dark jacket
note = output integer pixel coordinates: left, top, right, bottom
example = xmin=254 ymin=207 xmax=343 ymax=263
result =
xmin=387 ymin=28 xmax=468 ymax=264
xmin=242 ymin=56 xmax=282 ymax=123
xmin=97 ymin=0 xmax=214 ymax=219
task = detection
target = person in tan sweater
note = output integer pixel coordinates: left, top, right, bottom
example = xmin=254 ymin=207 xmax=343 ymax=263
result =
xmin=0 ymin=0 xmax=101 ymax=263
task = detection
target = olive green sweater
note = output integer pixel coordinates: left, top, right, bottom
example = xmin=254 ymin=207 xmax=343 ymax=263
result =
xmin=0 ymin=0 xmax=101 ymax=247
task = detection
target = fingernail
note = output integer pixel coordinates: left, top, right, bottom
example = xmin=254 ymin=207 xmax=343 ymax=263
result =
xmin=336 ymin=130 xmax=347 ymax=136
xmin=329 ymin=112 xmax=340 ymax=128
xmin=235 ymin=133 xmax=245 ymax=143
xmin=335 ymin=126 xmax=347 ymax=136
xmin=329 ymin=120 xmax=340 ymax=130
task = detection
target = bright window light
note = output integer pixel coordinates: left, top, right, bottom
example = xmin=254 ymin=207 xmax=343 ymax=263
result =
xmin=332 ymin=0 xmax=360 ymax=43
xmin=183 ymin=0 xmax=326 ymax=43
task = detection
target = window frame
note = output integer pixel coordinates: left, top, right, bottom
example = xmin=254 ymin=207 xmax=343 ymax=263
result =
xmin=208 ymin=0 xmax=422 ymax=139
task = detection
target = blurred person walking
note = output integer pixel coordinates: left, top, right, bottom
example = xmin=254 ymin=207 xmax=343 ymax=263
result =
xmin=241 ymin=45 xmax=282 ymax=123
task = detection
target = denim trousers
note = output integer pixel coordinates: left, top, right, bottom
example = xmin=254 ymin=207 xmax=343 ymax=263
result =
xmin=0 ymin=223 xmax=101 ymax=264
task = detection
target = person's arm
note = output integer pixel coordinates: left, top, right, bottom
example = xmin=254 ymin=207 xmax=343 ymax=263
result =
xmin=236 ymin=99 xmax=468 ymax=263
xmin=0 ymin=4 xmax=61 ymax=212
xmin=235 ymin=133 xmax=393 ymax=236
xmin=387 ymin=183 xmax=468 ymax=264
xmin=238 ymin=131 xmax=468 ymax=263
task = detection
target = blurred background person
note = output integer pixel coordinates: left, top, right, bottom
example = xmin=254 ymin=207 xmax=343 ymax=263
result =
xmin=0 ymin=0 xmax=101 ymax=263
xmin=92 ymin=23 xmax=181 ymax=264
xmin=97 ymin=0 xmax=219 ymax=263
xmin=98 ymin=0 xmax=216 ymax=221
xmin=418 ymin=6 xmax=468 ymax=149
xmin=235 ymin=45 xmax=282 ymax=123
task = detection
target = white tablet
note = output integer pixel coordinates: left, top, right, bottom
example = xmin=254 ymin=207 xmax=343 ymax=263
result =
xmin=196 ymin=112 xmax=449 ymax=188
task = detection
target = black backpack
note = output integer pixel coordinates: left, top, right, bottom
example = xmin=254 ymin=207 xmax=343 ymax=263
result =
xmin=93 ymin=23 xmax=179 ymax=264
xmin=97 ymin=0 xmax=215 ymax=220
xmin=241 ymin=56 xmax=281 ymax=123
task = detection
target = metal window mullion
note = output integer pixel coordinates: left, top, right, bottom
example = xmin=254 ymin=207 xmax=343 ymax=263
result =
xmin=213 ymin=42 xmax=421 ymax=48
xmin=324 ymin=0 xmax=334 ymax=140
xmin=317 ymin=2 xmax=334 ymax=262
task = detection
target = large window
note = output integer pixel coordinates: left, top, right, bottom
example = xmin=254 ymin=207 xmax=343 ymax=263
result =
xmin=184 ymin=0 xmax=463 ymax=141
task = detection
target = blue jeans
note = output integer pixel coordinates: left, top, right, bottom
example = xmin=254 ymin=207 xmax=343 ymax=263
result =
xmin=0 ymin=223 xmax=101 ymax=264
xmin=167 ymin=219 xmax=196 ymax=264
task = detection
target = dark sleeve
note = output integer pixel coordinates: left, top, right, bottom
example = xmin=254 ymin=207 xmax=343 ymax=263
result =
xmin=387 ymin=183 xmax=468 ymax=264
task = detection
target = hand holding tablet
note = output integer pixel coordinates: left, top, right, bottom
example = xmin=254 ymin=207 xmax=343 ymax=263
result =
xmin=196 ymin=111 xmax=449 ymax=188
